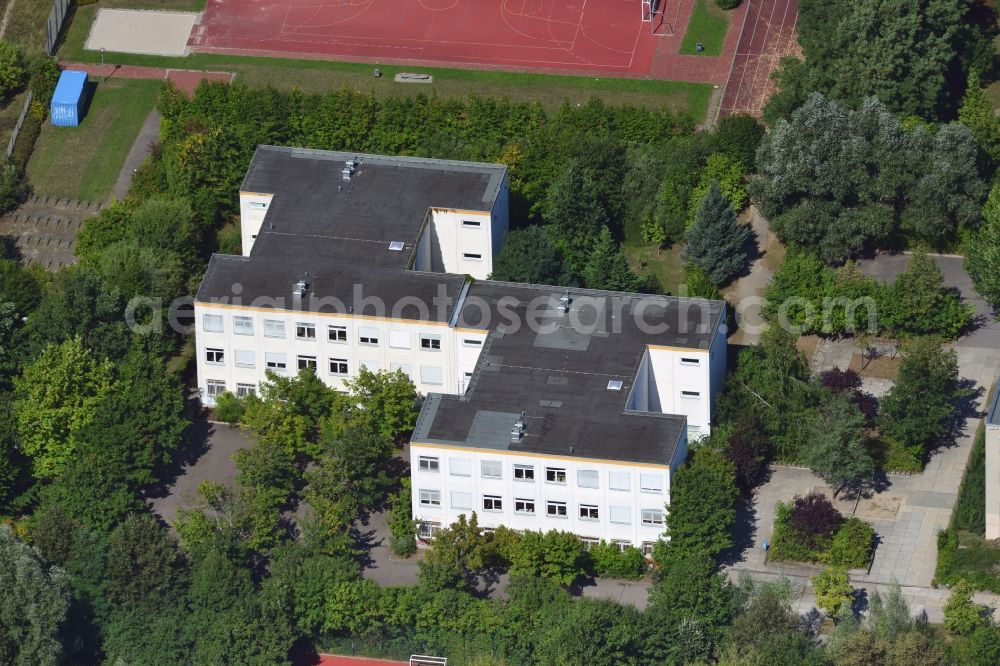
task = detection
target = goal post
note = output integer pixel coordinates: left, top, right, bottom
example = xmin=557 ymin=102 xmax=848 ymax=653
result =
xmin=641 ymin=0 xmax=652 ymax=21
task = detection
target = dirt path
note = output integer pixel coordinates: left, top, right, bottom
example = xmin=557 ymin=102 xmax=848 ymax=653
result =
xmin=722 ymin=205 xmax=784 ymax=345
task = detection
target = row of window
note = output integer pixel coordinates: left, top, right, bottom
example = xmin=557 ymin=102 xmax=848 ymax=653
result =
xmin=415 ymin=522 xmax=657 ymax=555
xmin=204 ymin=349 xmax=446 ymax=384
xmin=202 ymin=315 xmax=480 ymax=350
xmin=417 ymin=456 xmax=664 ymax=493
xmin=205 ymin=380 xmax=256 ymax=398
xmin=417 ymin=489 xmax=664 ymax=526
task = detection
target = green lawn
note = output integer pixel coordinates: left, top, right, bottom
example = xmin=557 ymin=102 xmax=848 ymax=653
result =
xmin=60 ymin=5 xmax=713 ymax=121
xmin=26 ymin=77 xmax=160 ymax=201
xmin=680 ymin=0 xmax=731 ymax=57
xmin=626 ymin=243 xmax=687 ymax=295
xmin=5 ymin=0 xmax=51 ymax=52
xmin=0 ymin=88 xmax=29 ymax=150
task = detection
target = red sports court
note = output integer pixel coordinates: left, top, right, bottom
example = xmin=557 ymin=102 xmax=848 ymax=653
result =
xmin=189 ymin=0 xmax=665 ymax=74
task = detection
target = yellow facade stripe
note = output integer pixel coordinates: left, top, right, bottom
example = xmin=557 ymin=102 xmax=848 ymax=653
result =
xmin=429 ymin=207 xmax=491 ymax=216
xmin=409 ymin=441 xmax=671 ymax=470
xmin=238 ymin=191 xmax=274 ymax=198
xmin=647 ymin=344 xmax=709 ymax=353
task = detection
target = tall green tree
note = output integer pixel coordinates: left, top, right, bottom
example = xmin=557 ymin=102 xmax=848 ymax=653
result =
xmin=683 ymin=181 xmax=752 ymax=285
xmin=959 ymin=70 xmax=1000 ymax=162
xmin=882 ymin=250 xmax=972 ymax=338
xmin=801 ymin=392 xmax=873 ymax=498
xmin=418 ymin=513 xmax=492 ymax=591
xmin=333 ymin=367 xmax=418 ymax=444
xmin=105 ymin=514 xmax=188 ymax=611
xmin=966 ymin=181 xmax=1000 ymax=309
xmin=543 ymin=162 xmax=609 ymax=274
xmin=582 ymin=226 xmax=645 ymax=292
xmin=489 ymin=225 xmax=573 ymax=286
xmin=14 ymin=337 xmax=114 ymax=479
xmin=0 ymin=526 xmax=70 ymax=666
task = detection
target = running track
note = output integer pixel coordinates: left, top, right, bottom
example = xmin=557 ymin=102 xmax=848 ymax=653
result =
xmin=718 ymin=0 xmax=798 ymax=118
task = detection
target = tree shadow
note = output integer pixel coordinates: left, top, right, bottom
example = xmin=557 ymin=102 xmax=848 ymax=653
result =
xmin=144 ymin=415 xmax=213 ymax=500
xmin=350 ymin=524 xmax=379 ymax=570
xmin=717 ymin=494 xmax=758 ymax=567
xmin=934 ymin=378 xmax=984 ymax=455
xmin=726 ymin=226 xmax=762 ymax=284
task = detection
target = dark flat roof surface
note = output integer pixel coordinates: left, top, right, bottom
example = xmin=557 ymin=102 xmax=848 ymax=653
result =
xmin=989 ymin=385 xmax=1000 ymax=427
xmin=415 ymin=282 xmax=725 ymax=464
xmin=197 ymin=146 xmax=504 ymax=317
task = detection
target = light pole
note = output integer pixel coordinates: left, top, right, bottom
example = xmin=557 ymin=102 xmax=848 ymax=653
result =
xmin=100 ymin=48 xmax=105 ymax=82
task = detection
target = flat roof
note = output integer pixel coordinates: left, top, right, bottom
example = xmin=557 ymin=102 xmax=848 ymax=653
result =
xmin=989 ymin=384 xmax=1000 ymax=427
xmin=197 ymin=146 xmax=505 ymax=319
xmin=414 ymin=282 xmax=725 ymax=465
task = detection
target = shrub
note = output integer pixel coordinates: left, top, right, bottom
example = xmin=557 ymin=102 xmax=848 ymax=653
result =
xmin=952 ymin=424 xmax=986 ymax=534
xmin=789 ymin=492 xmax=843 ymax=545
xmin=587 ymin=541 xmax=647 ymax=580
xmin=828 ymin=518 xmax=875 ymax=569
xmin=716 ymin=0 xmax=741 ymax=9
xmin=878 ymin=435 xmax=924 ymax=474
xmin=0 ymin=161 xmax=25 ymax=215
xmin=770 ymin=501 xmax=821 ymax=563
xmin=811 ymin=565 xmax=853 ymax=615
xmin=713 ymin=113 xmax=764 ymax=171
xmin=0 ymin=41 xmax=25 ymax=99
xmin=213 ymin=391 xmax=243 ymax=425
xmin=935 ymin=528 xmax=1000 ymax=593
xmin=387 ymin=478 xmax=417 ymax=557
xmin=944 ymin=579 xmax=990 ymax=635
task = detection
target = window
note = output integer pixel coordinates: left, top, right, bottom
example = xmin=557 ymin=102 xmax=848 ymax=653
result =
xmin=613 ymin=540 xmax=631 ymax=553
xmin=236 ymin=383 xmax=256 ymax=397
xmin=681 ymin=390 xmax=701 ymax=398
xmin=609 ymin=506 xmax=631 ymax=524
xmin=359 ymin=327 xmax=379 ymax=345
xmin=463 ymin=338 xmax=482 ymax=347
xmin=609 ymin=471 xmax=631 ymax=491
xmin=642 ymin=509 xmax=664 ymax=526
xmin=264 ymin=319 xmax=285 ymax=338
xmin=581 ymin=537 xmax=600 ymax=550
xmin=420 ymin=365 xmax=443 ymax=385
xmin=233 ymin=316 xmax=254 ymax=336
xmin=462 ymin=220 xmax=481 ymax=228
xmin=450 ymin=458 xmax=472 ymax=477
xmin=514 ymin=498 xmax=535 ymax=514
xmin=359 ymin=359 xmax=380 ymax=372
xmin=205 ymin=379 xmax=226 ymax=397
xmin=297 ymin=355 xmax=317 ymax=370
xmin=206 ymin=348 xmax=224 ymax=365
xmin=451 ymin=491 xmax=473 ymax=510
xmin=514 ymin=464 xmax=534 ymax=481
xmin=329 ymin=358 xmax=348 ymax=375
xmin=389 ymin=330 xmax=411 ymax=349
xmin=463 ymin=253 xmax=482 ymax=261
xmin=483 ymin=495 xmax=503 ymax=511
xmin=545 ymin=467 xmax=566 ymax=484
xmin=419 ymin=489 xmax=441 ymax=507
xmin=481 ymin=460 xmax=502 ymax=479
xmin=418 ymin=456 xmax=439 ymax=472
xmin=642 ymin=542 xmax=656 ymax=557
xmin=248 ymin=201 xmax=267 ymax=209
xmin=202 ymin=314 xmax=223 ymax=332
xmin=234 ymin=350 xmax=255 ymax=368
xmin=680 ymin=357 xmax=701 ymax=367
xmin=577 ymin=470 xmax=599 ymax=489
xmin=579 ymin=504 xmax=599 ymax=521
xmin=420 ymin=334 xmax=441 ymax=350
xmin=390 ymin=362 xmax=412 ymax=378
xmin=296 ymin=322 xmax=316 ymax=340
xmin=546 ymin=501 xmax=567 ymax=518
xmin=265 ymin=352 xmax=287 ymax=372
xmin=417 ymin=522 xmax=441 ymax=539
xmin=328 ymin=325 xmax=347 ymax=343
xmin=640 ymin=473 xmax=664 ymax=493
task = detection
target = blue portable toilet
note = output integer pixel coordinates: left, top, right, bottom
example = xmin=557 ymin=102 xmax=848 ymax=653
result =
xmin=50 ymin=70 xmax=88 ymax=127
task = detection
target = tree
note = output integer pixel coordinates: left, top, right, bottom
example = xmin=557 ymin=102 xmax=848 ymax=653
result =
xmin=388 ymin=477 xmax=417 ymax=557
xmin=687 ymin=153 xmax=748 ymax=223
xmin=879 ymin=337 xmax=960 ymax=459
xmin=496 ymin=528 xmax=586 ymax=586
xmin=489 ymin=225 xmax=573 ymax=286
xmin=683 ymin=182 xmax=752 ymax=285
xmin=943 ymin=579 xmax=990 ymax=635
xmin=129 ymin=197 xmax=203 ymax=261
xmin=952 ymin=626 xmax=1000 ymax=666
xmin=959 ymin=70 xmax=1000 ymax=161
xmin=0 ymin=526 xmax=70 ymax=666
xmin=91 ymin=240 xmax=186 ymax=302
xmin=867 ymin=579 xmax=913 ymax=641
xmin=725 ymin=414 xmax=769 ymax=493
xmin=335 ymin=367 xmax=417 ymax=444
xmin=727 ymin=576 xmax=802 ymax=651
xmin=658 ymin=447 xmax=738 ymax=560
xmin=14 ymin=337 xmax=114 ymax=479
xmin=882 ymin=250 xmax=972 ymax=338
xmin=800 ymin=391 xmax=873 ymax=498
xmin=533 ymin=597 xmax=643 ymax=666
xmin=214 ymin=391 xmax=244 ymax=425
xmin=0 ymin=41 xmax=25 ymax=98
xmin=714 ymin=113 xmax=765 ymax=171
xmin=543 ymin=161 xmax=609 ymax=274
xmin=966 ymin=181 xmax=1000 ymax=309
xmin=105 ymin=514 xmax=188 ymax=611
xmin=0 ymin=392 xmax=28 ymax=513
xmin=0 ymin=258 xmax=47 ymax=318
xmin=646 ymin=550 xmax=737 ymax=650
xmin=582 ymin=226 xmax=645 ymax=292
xmin=418 ymin=513 xmax=492 ymax=591
xmin=811 ymin=565 xmax=853 ymax=615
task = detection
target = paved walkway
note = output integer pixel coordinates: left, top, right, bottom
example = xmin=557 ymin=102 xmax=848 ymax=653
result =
xmin=723 ymin=206 xmax=783 ymax=346
xmin=110 ymin=108 xmax=160 ymax=201
xmin=59 ymin=61 xmax=234 ymax=97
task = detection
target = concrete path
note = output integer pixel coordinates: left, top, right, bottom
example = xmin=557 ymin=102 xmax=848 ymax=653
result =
xmin=723 ymin=206 xmax=783 ymax=346
xmin=59 ymin=61 xmax=234 ymax=97
xmin=110 ymin=108 xmax=160 ymax=202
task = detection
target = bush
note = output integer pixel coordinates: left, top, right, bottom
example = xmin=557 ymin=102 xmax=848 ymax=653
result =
xmin=828 ymin=518 xmax=875 ymax=569
xmin=770 ymin=501 xmax=822 ymax=563
xmin=0 ymin=41 xmax=25 ymax=99
xmin=952 ymin=423 xmax=986 ymax=534
xmin=935 ymin=528 xmax=1000 ymax=593
xmin=0 ymin=161 xmax=25 ymax=215
xmin=387 ymin=478 xmax=417 ymax=558
xmin=811 ymin=565 xmax=853 ymax=615
xmin=713 ymin=113 xmax=763 ymax=171
xmin=716 ymin=0 xmax=741 ymax=9
xmin=587 ymin=541 xmax=646 ymax=580
xmin=213 ymin=391 xmax=243 ymax=425
xmin=789 ymin=492 xmax=842 ymax=545
xmin=877 ymin=435 xmax=924 ymax=474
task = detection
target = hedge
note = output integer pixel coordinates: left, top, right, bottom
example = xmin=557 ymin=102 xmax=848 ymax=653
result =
xmin=935 ymin=528 xmax=1000 ymax=593
xmin=951 ymin=423 xmax=986 ymax=534
xmin=770 ymin=500 xmax=874 ymax=569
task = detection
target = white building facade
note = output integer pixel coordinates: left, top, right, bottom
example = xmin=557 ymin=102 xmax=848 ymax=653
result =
xmin=985 ymin=387 xmax=1000 ymax=539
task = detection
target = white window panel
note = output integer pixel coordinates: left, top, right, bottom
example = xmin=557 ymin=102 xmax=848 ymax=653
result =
xmin=680 ymin=357 xmax=701 ymax=367
xmin=463 ymin=253 xmax=482 ymax=261
xmin=205 ymin=379 xmax=226 ymax=397
xmin=545 ymin=467 xmax=566 ymax=484
xmin=389 ymin=330 xmax=411 ymax=349
xmin=236 ymin=383 xmax=256 ymax=397
xmin=681 ymin=390 xmax=701 ymax=399
xmin=418 ymin=456 xmax=439 ymax=472
xmin=482 ymin=495 xmax=503 ymax=511
xmin=419 ymin=489 xmax=440 ymax=507
xmin=451 ymin=491 xmax=473 ymax=510
xmin=609 ymin=471 xmax=631 ymax=491
xmin=450 ymin=457 xmax=472 ymax=477
xmin=579 ymin=504 xmax=599 ymax=521
xmin=202 ymin=314 xmax=223 ymax=332
xmin=329 ymin=358 xmax=348 ymax=375
xmin=359 ymin=326 xmax=379 ymax=345
xmin=577 ymin=469 xmax=599 ymax=489
xmin=481 ymin=460 xmax=502 ymax=479
xmin=420 ymin=365 xmax=443 ymax=385
xmin=609 ymin=505 xmax=631 ymax=524
xmin=642 ymin=509 xmax=664 ymax=526
xmin=390 ymin=362 xmax=412 ymax=377
xmin=263 ymin=319 xmax=285 ymax=338
xmin=265 ymin=352 xmax=287 ymax=372
xmin=297 ymin=355 xmax=317 ymax=370
xmin=234 ymin=349 xmax=255 ymax=368
xmin=233 ymin=316 xmax=254 ymax=336
xmin=546 ymin=501 xmax=567 ymax=518
xmin=463 ymin=338 xmax=483 ymax=347
xmin=462 ymin=220 xmax=481 ymax=228
xmin=514 ymin=498 xmax=535 ymax=514
xmin=640 ymin=473 xmax=664 ymax=493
